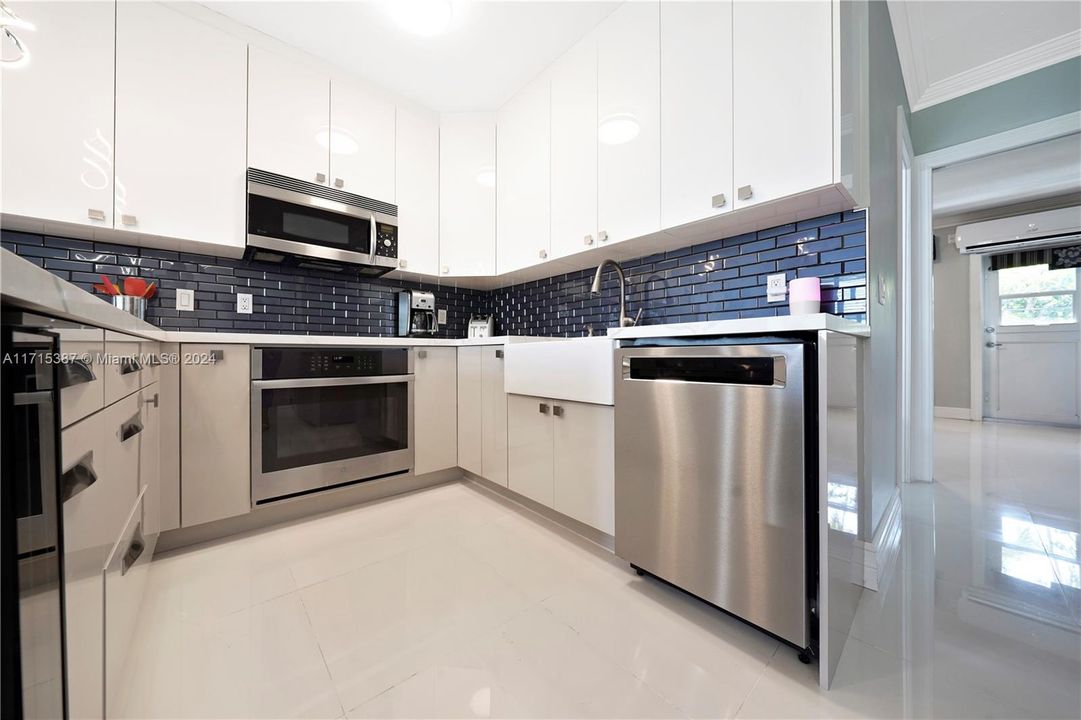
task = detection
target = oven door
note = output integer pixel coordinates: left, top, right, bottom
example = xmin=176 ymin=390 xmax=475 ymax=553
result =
xmin=251 ymin=375 xmax=414 ymax=505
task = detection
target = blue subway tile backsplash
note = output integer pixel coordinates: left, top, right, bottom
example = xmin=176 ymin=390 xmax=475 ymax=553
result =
xmin=2 ymin=209 xmax=866 ymax=336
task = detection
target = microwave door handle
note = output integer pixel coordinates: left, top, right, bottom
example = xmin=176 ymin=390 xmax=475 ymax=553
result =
xmin=369 ymin=212 xmax=377 ymax=265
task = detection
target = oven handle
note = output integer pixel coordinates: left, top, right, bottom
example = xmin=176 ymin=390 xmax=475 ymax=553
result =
xmin=252 ymin=375 xmax=414 ymax=389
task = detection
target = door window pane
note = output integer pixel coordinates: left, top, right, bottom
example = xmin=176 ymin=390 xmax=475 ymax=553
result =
xmin=1000 ymin=294 xmax=1074 ymax=325
xmin=997 ymin=264 xmax=1076 ymax=295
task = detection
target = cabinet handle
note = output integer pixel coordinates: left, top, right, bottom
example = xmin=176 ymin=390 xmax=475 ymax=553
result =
xmin=441 ymin=266 xmax=449 ymax=275
xmin=87 ymin=208 xmax=106 ymax=221
xmin=417 ymin=350 xmax=428 ymax=359
xmin=334 ymin=178 xmax=344 ymax=189
xmin=315 ymin=172 xmax=327 ymax=184
xmin=119 ymin=414 xmax=143 ymax=442
xmin=495 ymin=349 xmax=504 ymax=359
xmin=598 ymin=230 xmax=609 ymax=243
xmin=399 ymin=259 xmax=408 ymax=269
xmin=60 ymin=452 xmax=97 ymax=503
xmin=539 ymin=249 xmax=548 ymax=260
xmin=539 ymin=402 xmax=549 ymax=415
xmin=119 ymin=356 xmax=142 ymax=376
xmin=121 ymin=214 xmax=138 ymax=226
xmin=712 ymin=193 xmax=727 ymax=208
xmin=737 ymin=185 xmax=753 ymax=201
xmin=58 ymin=357 xmax=96 ymax=388
xmin=122 ymin=523 xmax=145 ymax=576
xmin=209 ymin=349 xmax=224 ymax=362
xmin=144 ymin=392 xmax=159 ymax=408
xmin=583 ymin=234 xmax=594 ymax=246
xmin=552 ymin=405 xmax=564 ymax=417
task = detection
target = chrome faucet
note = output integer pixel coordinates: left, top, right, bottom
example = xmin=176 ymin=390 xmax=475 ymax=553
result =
xmin=590 ymin=259 xmax=636 ymax=327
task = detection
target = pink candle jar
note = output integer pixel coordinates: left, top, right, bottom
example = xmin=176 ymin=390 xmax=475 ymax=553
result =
xmin=788 ymin=277 xmax=821 ymax=315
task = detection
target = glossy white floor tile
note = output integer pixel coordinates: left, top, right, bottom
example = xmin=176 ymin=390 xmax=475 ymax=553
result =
xmin=117 ymin=419 xmax=1080 ymax=719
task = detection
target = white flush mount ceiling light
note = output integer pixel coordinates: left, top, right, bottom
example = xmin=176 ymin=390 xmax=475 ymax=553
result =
xmin=385 ymin=0 xmax=455 ymax=37
xmin=475 ymin=166 xmax=495 ymax=188
xmin=598 ymin=113 xmax=640 ymax=145
xmin=316 ymin=127 xmax=360 ymax=155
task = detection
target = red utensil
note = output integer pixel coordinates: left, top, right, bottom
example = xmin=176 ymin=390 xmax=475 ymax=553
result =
xmin=123 ymin=277 xmax=148 ymax=298
xmin=99 ymin=275 xmax=120 ymax=295
xmin=93 ymin=283 xmax=111 ymax=295
xmin=142 ymin=282 xmax=157 ymax=299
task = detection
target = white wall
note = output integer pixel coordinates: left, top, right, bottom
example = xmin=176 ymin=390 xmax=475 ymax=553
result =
xmin=932 ymin=227 xmax=972 ymax=410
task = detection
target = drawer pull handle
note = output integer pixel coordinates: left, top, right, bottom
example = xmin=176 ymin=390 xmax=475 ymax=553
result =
xmin=119 ymin=415 xmax=143 ymax=442
xmin=60 ymin=452 xmax=97 ymax=502
xmin=119 ymin=357 xmax=142 ymax=376
xmin=58 ymin=358 xmax=96 ymax=388
xmin=539 ymin=402 xmax=549 ymax=415
xmin=417 ymin=350 xmax=428 ymax=359
xmin=144 ymin=393 xmax=159 ymax=408
xmin=552 ymin=405 xmax=564 ymax=417
xmin=495 ymin=349 xmax=504 ymax=359
xmin=122 ymin=523 xmax=145 ymax=576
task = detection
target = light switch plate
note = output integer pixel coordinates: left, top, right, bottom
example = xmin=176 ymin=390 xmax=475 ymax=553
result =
xmin=237 ymin=293 xmax=253 ymax=314
xmin=437 ymin=308 xmax=447 ymax=325
xmin=766 ymin=273 xmax=787 ymax=303
xmin=877 ymin=274 xmax=887 ymax=305
xmin=176 ymin=288 xmax=195 ymax=312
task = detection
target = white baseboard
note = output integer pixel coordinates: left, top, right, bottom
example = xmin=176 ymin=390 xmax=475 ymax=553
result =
xmin=934 ymin=405 xmax=972 ymax=420
xmin=852 ymin=487 xmax=902 ymax=591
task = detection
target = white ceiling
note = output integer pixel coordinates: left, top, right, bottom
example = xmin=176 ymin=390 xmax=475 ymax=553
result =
xmin=203 ymin=1 xmax=619 ymax=112
xmin=888 ymin=1 xmax=1081 ymax=111
xmin=932 ymin=132 xmax=1081 ymax=217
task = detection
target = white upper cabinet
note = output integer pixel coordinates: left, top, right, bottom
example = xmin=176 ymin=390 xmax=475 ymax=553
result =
xmin=248 ymin=47 xmax=329 ymax=185
xmin=395 ymin=104 xmax=441 ymax=275
xmin=329 ymin=79 xmax=396 ymax=201
xmin=597 ymin=0 xmax=660 ymax=247
xmin=114 ymin=3 xmax=246 ymax=251
xmin=733 ymin=0 xmax=833 ymax=209
xmin=1 ymin=1 xmax=115 ymax=228
xmin=439 ymin=113 xmax=496 ymax=277
xmin=497 ymin=73 xmax=552 ymax=274
xmin=660 ymin=1 xmax=734 ymax=229
xmin=549 ymin=36 xmax=598 ymax=260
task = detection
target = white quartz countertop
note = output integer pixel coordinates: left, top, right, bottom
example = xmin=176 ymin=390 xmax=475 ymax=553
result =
xmin=606 ymin=314 xmax=869 ymax=339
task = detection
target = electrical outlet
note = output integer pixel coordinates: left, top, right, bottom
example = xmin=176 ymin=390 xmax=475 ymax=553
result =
xmin=766 ymin=273 xmax=787 ymax=303
xmin=237 ymin=293 xmax=253 ymax=314
xmin=176 ymin=288 xmax=195 ymax=312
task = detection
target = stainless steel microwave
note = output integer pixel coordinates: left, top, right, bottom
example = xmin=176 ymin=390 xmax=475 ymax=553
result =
xmin=245 ymin=168 xmax=399 ymax=277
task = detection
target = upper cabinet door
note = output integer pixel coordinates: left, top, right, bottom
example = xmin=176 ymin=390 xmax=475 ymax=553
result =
xmin=496 ymin=73 xmax=551 ymax=275
xmin=329 ymin=79 xmax=396 ymax=202
xmin=248 ymin=47 xmax=329 ymax=185
xmin=733 ymin=0 xmax=833 ymax=209
xmin=439 ymin=113 xmax=496 ymax=277
xmin=660 ymin=1 xmax=734 ymax=229
xmin=114 ymin=3 xmax=247 ymax=251
xmin=597 ymin=1 xmax=660 ymax=246
xmin=1 ymin=1 xmax=114 ymax=228
xmin=550 ymin=35 xmax=598 ymax=260
xmin=395 ymin=104 xmax=440 ymax=276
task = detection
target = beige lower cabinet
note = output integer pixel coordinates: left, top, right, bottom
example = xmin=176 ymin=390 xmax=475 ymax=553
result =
xmin=156 ymin=342 xmax=181 ymax=531
xmin=103 ymin=331 xmax=144 ymax=406
xmin=57 ymin=326 xmax=104 ymax=428
xmin=414 ymin=347 xmax=458 ymax=475
xmin=480 ymin=346 xmax=508 ymax=486
xmin=137 ymin=382 xmax=161 ymax=537
xmin=456 ymin=347 xmax=484 ymax=475
xmin=180 ymin=344 xmax=250 ymax=527
xmin=507 ymin=395 xmax=615 ymax=534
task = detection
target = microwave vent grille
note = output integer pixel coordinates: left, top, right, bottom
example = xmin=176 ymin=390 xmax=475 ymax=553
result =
xmin=247 ymin=168 xmax=397 ymax=217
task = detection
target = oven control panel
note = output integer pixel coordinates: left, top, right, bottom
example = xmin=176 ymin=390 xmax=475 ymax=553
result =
xmin=375 ymin=222 xmax=398 ymax=259
xmin=254 ymin=347 xmax=410 ymax=379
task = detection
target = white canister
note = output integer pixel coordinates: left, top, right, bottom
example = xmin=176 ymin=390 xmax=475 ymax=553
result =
xmin=788 ymin=277 xmax=821 ymax=315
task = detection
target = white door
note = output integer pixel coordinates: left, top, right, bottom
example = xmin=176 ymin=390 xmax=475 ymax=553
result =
xmin=414 ymin=348 xmax=458 ymax=475
xmin=497 ymin=73 xmax=552 ymax=274
xmin=660 ymin=0 xmax=734 ymax=229
xmin=550 ymin=34 xmax=598 ymax=259
xmin=732 ymin=0 xmax=833 ymax=209
xmin=553 ymin=401 xmax=614 ymax=535
xmin=481 ymin=346 xmax=508 ymax=487
xmin=439 ymin=113 xmax=496 ymax=276
xmin=456 ymin=347 xmax=484 ymax=475
xmin=508 ymin=395 xmax=554 ymax=507
xmin=1 ymin=1 xmax=115 ymax=228
xmin=329 ymin=79 xmax=396 ymax=202
xmin=395 ymin=104 xmax=440 ymax=275
xmin=114 ymin=3 xmax=246 ymax=251
xmin=248 ymin=47 xmax=329 ymax=185
xmin=597 ymin=0 xmax=660 ymax=246
xmin=983 ymin=262 xmax=1080 ymax=425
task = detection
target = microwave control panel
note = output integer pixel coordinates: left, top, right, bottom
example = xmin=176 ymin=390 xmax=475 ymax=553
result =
xmin=375 ymin=223 xmax=398 ymax=259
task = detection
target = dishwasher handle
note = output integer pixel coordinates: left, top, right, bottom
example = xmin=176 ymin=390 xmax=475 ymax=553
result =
xmin=621 ymin=354 xmax=786 ymax=387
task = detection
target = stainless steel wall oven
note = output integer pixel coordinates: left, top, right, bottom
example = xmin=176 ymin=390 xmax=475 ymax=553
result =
xmin=251 ymin=347 xmax=414 ymax=505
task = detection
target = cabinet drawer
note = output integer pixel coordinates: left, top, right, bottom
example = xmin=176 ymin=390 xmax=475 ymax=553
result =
xmin=139 ymin=339 xmax=162 ymax=388
xmin=104 ymin=487 xmax=154 ymax=719
xmin=103 ymin=331 xmax=144 ymax=405
xmin=57 ymin=327 xmax=104 ymax=428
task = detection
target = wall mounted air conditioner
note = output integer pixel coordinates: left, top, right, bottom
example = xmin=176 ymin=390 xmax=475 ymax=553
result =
xmin=955 ymin=206 xmax=1081 ymax=255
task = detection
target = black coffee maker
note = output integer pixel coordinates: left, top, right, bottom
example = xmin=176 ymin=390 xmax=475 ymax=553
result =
xmin=397 ymin=290 xmax=437 ymax=337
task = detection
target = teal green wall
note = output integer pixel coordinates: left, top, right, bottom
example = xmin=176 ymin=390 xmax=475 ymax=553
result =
xmin=910 ymin=57 xmax=1081 ymax=154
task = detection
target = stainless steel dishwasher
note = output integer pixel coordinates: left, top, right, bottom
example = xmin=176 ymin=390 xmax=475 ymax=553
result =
xmin=614 ymin=341 xmax=814 ymax=656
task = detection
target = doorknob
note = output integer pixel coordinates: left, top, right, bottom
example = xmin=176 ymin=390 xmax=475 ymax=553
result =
xmin=985 ymin=341 xmax=1003 ymax=348
xmin=984 ymin=327 xmax=995 ymax=334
